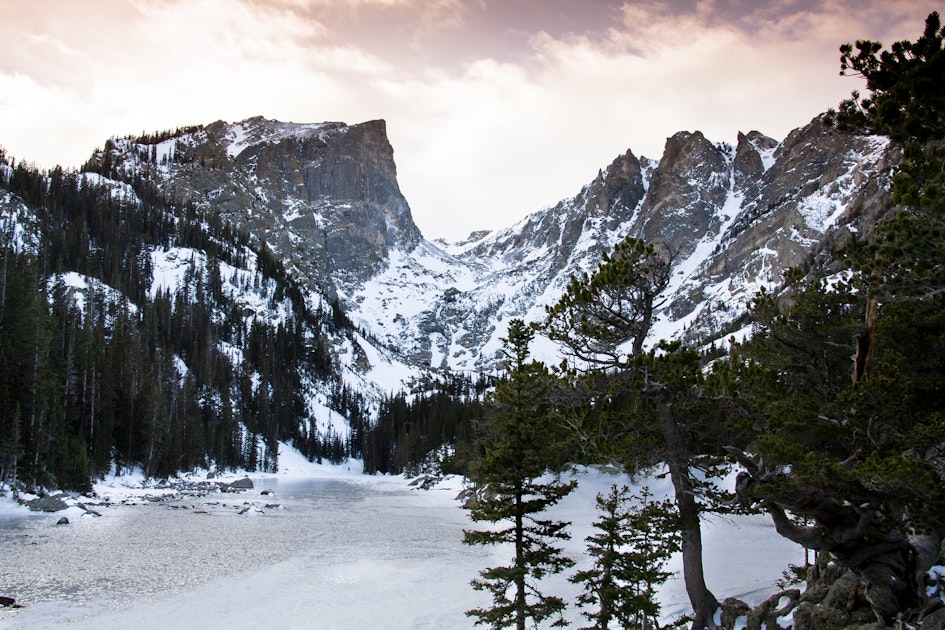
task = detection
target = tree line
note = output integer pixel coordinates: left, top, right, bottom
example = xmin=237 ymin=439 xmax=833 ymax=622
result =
xmin=0 ymin=148 xmax=357 ymax=491
xmin=354 ymin=372 xmax=494 ymax=476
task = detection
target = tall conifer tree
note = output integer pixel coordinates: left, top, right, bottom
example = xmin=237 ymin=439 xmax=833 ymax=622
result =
xmin=464 ymin=319 xmax=576 ymax=630
xmin=571 ymin=485 xmax=681 ymax=630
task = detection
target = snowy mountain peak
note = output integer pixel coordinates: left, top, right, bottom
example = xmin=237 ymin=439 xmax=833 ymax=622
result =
xmin=78 ymin=114 xmax=895 ymax=387
xmin=221 ymin=117 xmax=344 ymax=159
xmin=344 ymin=116 xmax=894 ymax=373
xmin=94 ymin=117 xmax=421 ymax=298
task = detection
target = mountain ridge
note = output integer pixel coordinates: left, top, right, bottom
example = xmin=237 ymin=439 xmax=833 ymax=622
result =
xmin=8 ymin=112 xmax=897 ymax=383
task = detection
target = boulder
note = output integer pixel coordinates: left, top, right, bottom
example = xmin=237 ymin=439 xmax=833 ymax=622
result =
xmin=921 ymin=607 xmax=945 ymax=630
xmin=719 ymin=597 xmax=750 ymax=629
xmin=26 ymin=494 xmax=68 ymax=512
xmin=227 ymin=477 xmax=254 ymax=490
xmin=793 ymin=600 xmax=852 ymax=630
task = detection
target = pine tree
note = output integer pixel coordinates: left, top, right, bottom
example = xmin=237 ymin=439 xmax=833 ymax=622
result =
xmin=827 ymin=10 xmax=945 ymax=379
xmin=540 ymin=240 xmax=727 ymax=629
xmin=571 ymin=485 xmax=681 ymax=630
xmin=463 ymin=319 xmax=576 ymax=630
xmin=727 ymin=13 xmax=945 ymax=624
xmin=734 ymin=269 xmax=945 ymax=619
xmin=543 ymin=236 xmax=671 ymax=364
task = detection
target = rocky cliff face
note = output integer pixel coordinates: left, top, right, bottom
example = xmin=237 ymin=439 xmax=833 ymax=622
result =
xmin=99 ymin=117 xmax=420 ymax=298
xmin=93 ymin=114 xmax=895 ymax=378
xmin=641 ymin=119 xmax=892 ymax=342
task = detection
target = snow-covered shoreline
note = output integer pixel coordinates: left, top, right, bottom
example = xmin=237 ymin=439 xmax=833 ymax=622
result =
xmin=0 ymin=441 xmax=365 ymax=522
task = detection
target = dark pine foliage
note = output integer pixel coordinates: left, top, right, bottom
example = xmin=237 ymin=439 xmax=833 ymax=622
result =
xmin=0 ymin=153 xmax=354 ymax=490
xmin=357 ymin=372 xmax=492 ymax=475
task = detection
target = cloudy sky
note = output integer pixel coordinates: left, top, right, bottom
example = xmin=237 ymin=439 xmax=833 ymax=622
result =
xmin=0 ymin=1 xmax=937 ymax=239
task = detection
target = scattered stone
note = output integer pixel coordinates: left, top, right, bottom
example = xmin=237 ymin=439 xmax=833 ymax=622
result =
xmin=407 ymin=475 xmax=439 ymax=490
xmin=237 ymin=507 xmax=250 ymax=515
xmin=455 ymin=484 xmax=496 ymax=509
xmin=77 ymin=504 xmax=102 ymax=517
xmin=455 ymin=487 xmax=477 ymax=509
xmin=260 ymin=489 xmax=273 ymax=495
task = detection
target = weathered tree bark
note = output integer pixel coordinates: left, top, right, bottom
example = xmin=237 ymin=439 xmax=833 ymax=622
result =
xmin=775 ymin=516 xmax=916 ymax=624
xmin=659 ymin=403 xmax=720 ymax=629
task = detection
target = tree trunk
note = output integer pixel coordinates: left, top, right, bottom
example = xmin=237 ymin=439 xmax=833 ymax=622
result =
xmin=515 ymin=489 xmax=526 ymax=630
xmin=853 ymin=297 xmax=879 ymax=383
xmin=658 ymin=403 xmax=719 ymax=629
xmin=731 ymin=460 xmax=927 ymax=626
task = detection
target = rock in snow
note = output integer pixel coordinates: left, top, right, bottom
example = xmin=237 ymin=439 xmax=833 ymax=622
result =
xmin=226 ymin=477 xmax=255 ymax=491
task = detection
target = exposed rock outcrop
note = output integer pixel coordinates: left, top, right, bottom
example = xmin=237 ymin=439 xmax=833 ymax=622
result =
xmin=98 ymin=117 xmax=420 ymax=299
xmin=26 ymin=494 xmax=68 ymax=512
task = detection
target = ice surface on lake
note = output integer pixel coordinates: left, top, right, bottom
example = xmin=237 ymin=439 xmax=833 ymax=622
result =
xmin=0 ymin=476 xmax=496 ymax=628
xmin=0 ymin=470 xmax=802 ymax=629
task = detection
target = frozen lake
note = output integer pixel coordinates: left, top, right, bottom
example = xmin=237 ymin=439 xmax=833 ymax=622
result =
xmin=0 ymin=475 xmax=496 ymax=629
xmin=0 ymin=469 xmax=803 ymax=629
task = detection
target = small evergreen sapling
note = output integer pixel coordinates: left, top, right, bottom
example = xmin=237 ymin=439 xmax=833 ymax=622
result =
xmin=571 ymin=484 xmax=681 ymax=630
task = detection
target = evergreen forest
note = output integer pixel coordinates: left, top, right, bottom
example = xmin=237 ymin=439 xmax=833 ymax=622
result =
xmin=0 ymin=151 xmax=365 ymax=489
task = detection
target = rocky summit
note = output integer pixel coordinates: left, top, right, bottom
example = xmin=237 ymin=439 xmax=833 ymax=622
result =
xmin=93 ymin=117 xmax=421 ymax=297
xmin=91 ymin=114 xmax=894 ymax=379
